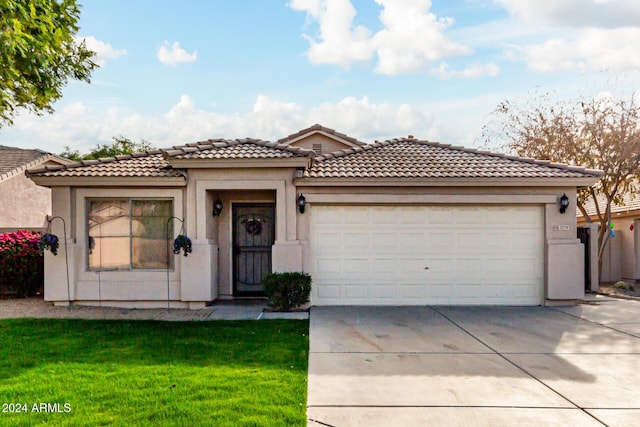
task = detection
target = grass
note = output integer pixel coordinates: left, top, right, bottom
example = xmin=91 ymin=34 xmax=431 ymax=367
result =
xmin=0 ymin=319 xmax=309 ymax=426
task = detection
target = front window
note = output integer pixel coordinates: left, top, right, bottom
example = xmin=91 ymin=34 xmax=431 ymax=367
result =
xmin=88 ymin=199 xmax=173 ymax=270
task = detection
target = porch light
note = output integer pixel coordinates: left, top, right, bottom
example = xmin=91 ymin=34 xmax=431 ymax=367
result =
xmin=212 ymin=198 xmax=223 ymax=217
xmin=559 ymin=193 xmax=569 ymax=214
xmin=297 ymin=193 xmax=306 ymax=214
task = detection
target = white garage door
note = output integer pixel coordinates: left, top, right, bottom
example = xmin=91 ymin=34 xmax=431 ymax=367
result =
xmin=310 ymin=205 xmax=544 ymax=306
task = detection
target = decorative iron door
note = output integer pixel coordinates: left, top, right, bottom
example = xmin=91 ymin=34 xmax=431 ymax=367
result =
xmin=232 ymin=204 xmax=275 ymax=296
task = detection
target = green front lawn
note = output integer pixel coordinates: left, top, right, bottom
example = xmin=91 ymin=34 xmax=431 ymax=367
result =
xmin=0 ymin=319 xmax=309 ymax=426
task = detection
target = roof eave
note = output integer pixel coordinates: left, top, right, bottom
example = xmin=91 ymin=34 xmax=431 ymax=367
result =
xmin=28 ymin=176 xmax=187 ymax=187
xmin=294 ymin=177 xmax=601 ymax=187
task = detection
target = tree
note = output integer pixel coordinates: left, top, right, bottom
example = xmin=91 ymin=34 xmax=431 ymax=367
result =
xmin=60 ymin=136 xmax=155 ymax=161
xmin=0 ymin=0 xmax=97 ymax=126
xmin=483 ymin=93 xmax=640 ymax=281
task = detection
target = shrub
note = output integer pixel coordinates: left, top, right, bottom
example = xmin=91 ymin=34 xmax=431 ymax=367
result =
xmin=613 ymin=281 xmax=634 ymax=291
xmin=263 ymin=272 xmax=312 ymax=311
xmin=0 ymin=230 xmax=44 ymax=297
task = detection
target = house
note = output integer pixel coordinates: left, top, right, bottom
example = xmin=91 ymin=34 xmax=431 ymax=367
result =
xmin=578 ymin=193 xmax=640 ymax=283
xmin=0 ymin=145 xmax=72 ymax=232
xmin=27 ymin=125 xmax=601 ymax=308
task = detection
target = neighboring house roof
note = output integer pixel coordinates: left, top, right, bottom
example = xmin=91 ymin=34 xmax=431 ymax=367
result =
xmin=27 ymin=151 xmax=184 ymax=178
xmin=579 ymin=192 xmax=640 ymax=218
xmin=304 ymin=138 xmax=602 ymax=179
xmin=0 ymin=145 xmax=71 ymax=182
xmin=277 ymin=124 xmax=367 ymax=148
xmin=163 ymin=138 xmax=315 ymax=159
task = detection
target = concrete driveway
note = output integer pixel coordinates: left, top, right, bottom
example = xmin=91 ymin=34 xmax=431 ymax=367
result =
xmin=307 ymin=296 xmax=640 ymax=426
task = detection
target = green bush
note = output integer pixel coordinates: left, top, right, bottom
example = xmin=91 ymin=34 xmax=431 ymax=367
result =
xmin=0 ymin=230 xmax=44 ymax=297
xmin=263 ymin=272 xmax=312 ymax=311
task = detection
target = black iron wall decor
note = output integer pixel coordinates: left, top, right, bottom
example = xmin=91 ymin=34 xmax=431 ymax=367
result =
xmin=559 ymin=193 xmax=569 ymax=214
xmin=212 ymin=198 xmax=223 ymax=217
xmin=297 ymin=193 xmax=306 ymax=214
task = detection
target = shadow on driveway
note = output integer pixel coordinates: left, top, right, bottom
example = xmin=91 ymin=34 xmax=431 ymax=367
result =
xmin=308 ymin=297 xmax=640 ymax=426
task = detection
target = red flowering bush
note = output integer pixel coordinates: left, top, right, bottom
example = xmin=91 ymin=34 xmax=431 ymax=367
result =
xmin=0 ymin=230 xmax=44 ymax=297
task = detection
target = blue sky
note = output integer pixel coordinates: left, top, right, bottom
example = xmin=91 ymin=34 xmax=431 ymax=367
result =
xmin=2 ymin=0 xmax=640 ymax=154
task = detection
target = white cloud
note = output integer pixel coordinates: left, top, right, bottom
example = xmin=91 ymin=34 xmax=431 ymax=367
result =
xmin=371 ymin=0 xmax=470 ymax=74
xmin=78 ymin=36 xmax=126 ymax=66
xmin=514 ymin=28 xmax=640 ymax=73
xmin=289 ymin=0 xmax=471 ymax=75
xmin=288 ymin=0 xmax=373 ymax=67
xmin=494 ymin=0 xmax=640 ymax=27
xmin=3 ymin=96 xmax=434 ymax=153
xmin=488 ymin=1 xmax=640 ymax=73
xmin=157 ymin=41 xmax=197 ymax=66
xmin=430 ymin=62 xmax=500 ymax=79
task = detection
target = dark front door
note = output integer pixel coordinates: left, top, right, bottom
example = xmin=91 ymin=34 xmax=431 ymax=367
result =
xmin=577 ymin=227 xmax=591 ymax=291
xmin=233 ymin=204 xmax=275 ymax=296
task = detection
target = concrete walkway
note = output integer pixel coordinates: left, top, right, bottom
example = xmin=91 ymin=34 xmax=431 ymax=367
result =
xmin=307 ymin=296 xmax=640 ymax=426
xmin=0 ymin=297 xmax=308 ymax=320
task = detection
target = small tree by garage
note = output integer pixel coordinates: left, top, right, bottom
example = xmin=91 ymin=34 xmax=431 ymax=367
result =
xmin=483 ymin=92 xmax=640 ymax=282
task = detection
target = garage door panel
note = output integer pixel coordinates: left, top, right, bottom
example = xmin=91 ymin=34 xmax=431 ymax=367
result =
xmin=343 ymin=258 xmax=369 ymax=274
xmin=425 ymin=258 xmax=455 ymax=275
xmin=372 ymin=207 xmax=397 ymax=224
xmin=315 ymin=259 xmax=341 ymax=278
xmin=344 ymin=284 xmax=368 ymax=299
xmin=344 ymin=232 xmax=369 ymax=249
xmin=429 ymin=208 xmax=455 ymax=224
xmin=455 ymin=259 xmax=484 ymax=280
xmin=344 ymin=207 xmax=368 ymax=224
xmin=457 ymin=233 xmax=484 ymax=251
xmin=316 ymin=283 xmax=340 ymax=299
xmin=398 ymin=258 xmax=427 ymax=272
xmin=402 ymin=207 xmax=428 ymax=224
xmin=510 ymin=208 xmax=542 ymax=225
xmin=372 ymin=258 xmax=396 ymax=274
xmin=426 ymin=232 xmax=454 ymax=253
xmin=315 ymin=232 xmax=341 ymax=250
xmin=454 ymin=208 xmax=483 ymax=225
xmin=314 ymin=207 xmax=341 ymax=224
xmin=311 ymin=205 xmax=544 ymax=306
xmin=400 ymin=233 xmax=426 ymax=251
xmin=401 ymin=284 xmax=427 ymax=298
xmin=371 ymin=284 xmax=397 ymax=299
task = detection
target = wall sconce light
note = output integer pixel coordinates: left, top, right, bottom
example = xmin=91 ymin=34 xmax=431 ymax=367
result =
xmin=212 ymin=198 xmax=223 ymax=217
xmin=297 ymin=193 xmax=306 ymax=214
xmin=559 ymin=193 xmax=569 ymax=214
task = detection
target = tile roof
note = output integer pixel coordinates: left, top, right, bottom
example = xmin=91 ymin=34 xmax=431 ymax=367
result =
xmin=305 ymin=138 xmax=602 ymax=179
xmin=0 ymin=145 xmax=59 ymax=182
xmin=579 ymin=192 xmax=640 ymax=218
xmin=277 ymin=124 xmax=367 ymax=147
xmin=25 ymin=129 xmax=602 ymax=182
xmin=26 ymin=139 xmax=313 ymax=179
xmin=27 ymin=151 xmax=185 ymax=178
xmin=164 ymin=138 xmax=315 ymax=159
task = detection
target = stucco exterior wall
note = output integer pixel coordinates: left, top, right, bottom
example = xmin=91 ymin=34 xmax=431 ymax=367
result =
xmin=0 ymin=173 xmax=51 ymax=230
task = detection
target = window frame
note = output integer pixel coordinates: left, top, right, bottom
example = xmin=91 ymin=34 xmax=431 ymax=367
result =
xmin=86 ymin=197 xmax=174 ymax=272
